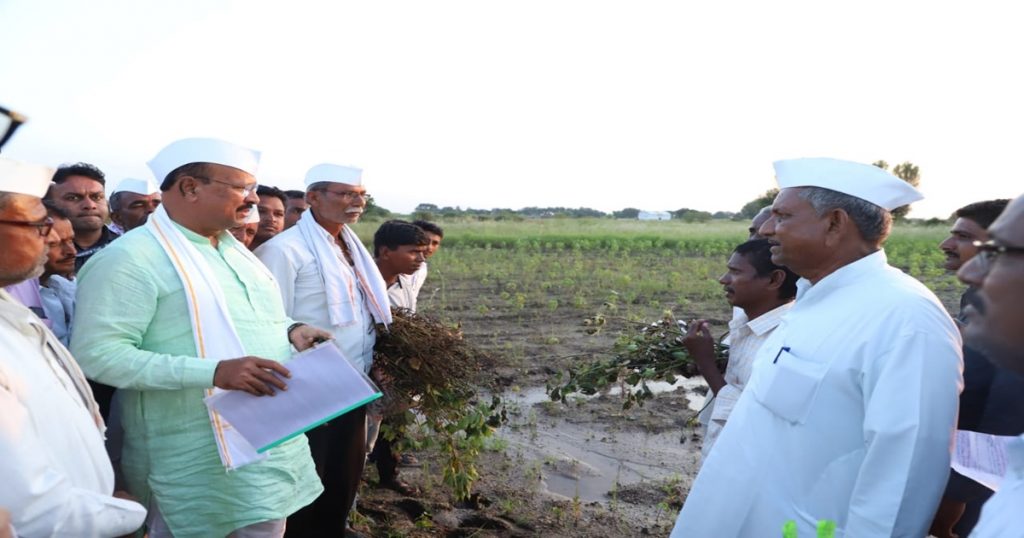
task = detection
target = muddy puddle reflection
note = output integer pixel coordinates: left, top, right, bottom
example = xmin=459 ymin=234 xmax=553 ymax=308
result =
xmin=496 ymin=376 xmax=708 ymax=503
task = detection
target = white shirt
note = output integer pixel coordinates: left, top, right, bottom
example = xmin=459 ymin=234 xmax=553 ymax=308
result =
xmin=39 ymin=275 xmax=76 ymax=347
xmin=672 ymin=250 xmax=963 ymax=538
xmin=701 ymin=302 xmax=792 ymax=458
xmin=970 ymin=434 xmax=1024 ymax=537
xmin=0 ymin=290 xmax=146 ymax=537
xmin=407 ymin=262 xmax=428 ymax=301
xmin=386 ymin=273 xmax=417 ymax=312
xmin=256 ymin=225 xmax=376 ymax=372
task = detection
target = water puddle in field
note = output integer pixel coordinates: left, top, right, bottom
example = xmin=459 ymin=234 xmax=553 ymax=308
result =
xmin=497 ymin=376 xmax=708 ymax=503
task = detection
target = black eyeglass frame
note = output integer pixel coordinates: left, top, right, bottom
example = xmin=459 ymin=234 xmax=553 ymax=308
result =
xmin=0 ymin=216 xmax=55 ymax=237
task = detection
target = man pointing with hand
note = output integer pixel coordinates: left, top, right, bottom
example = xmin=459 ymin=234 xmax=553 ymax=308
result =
xmin=72 ymin=138 xmax=329 ymax=538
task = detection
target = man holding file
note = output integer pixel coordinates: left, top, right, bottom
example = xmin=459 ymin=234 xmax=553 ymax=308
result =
xmin=72 ymin=138 xmax=331 ymax=538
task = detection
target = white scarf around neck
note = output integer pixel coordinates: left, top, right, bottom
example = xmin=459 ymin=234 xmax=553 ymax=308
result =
xmin=295 ymin=210 xmax=392 ymax=328
xmin=145 ymin=205 xmax=276 ymax=470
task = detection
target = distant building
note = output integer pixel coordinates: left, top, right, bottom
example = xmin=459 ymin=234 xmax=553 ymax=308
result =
xmin=638 ymin=211 xmax=671 ymax=221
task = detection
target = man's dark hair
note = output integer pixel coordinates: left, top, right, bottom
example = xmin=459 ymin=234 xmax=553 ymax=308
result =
xmin=374 ymin=220 xmax=429 ymax=257
xmin=955 ymin=199 xmax=1010 ymax=230
xmin=412 ymin=219 xmax=444 ymax=238
xmin=734 ymin=239 xmax=799 ymax=300
xmin=284 ymin=189 xmax=305 ymax=200
xmin=159 ymin=163 xmax=210 ymax=191
xmin=42 ymin=200 xmax=71 ymax=220
xmin=256 ymin=185 xmax=287 ymax=206
xmin=52 ymin=162 xmax=105 ymax=186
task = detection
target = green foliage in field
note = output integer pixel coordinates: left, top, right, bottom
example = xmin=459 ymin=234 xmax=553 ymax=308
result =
xmin=356 ymin=219 xmax=964 ymax=321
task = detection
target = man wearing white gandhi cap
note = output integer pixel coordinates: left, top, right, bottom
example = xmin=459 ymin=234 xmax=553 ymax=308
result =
xmin=71 ymin=138 xmax=332 ymax=537
xmin=109 ymin=176 xmax=162 ymax=234
xmin=0 ymin=157 xmax=148 ymax=537
xmin=671 ymin=158 xmax=962 ymax=537
xmin=256 ymin=163 xmax=393 ymax=536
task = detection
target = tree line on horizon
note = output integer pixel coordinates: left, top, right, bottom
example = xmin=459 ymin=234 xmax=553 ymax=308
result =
xmin=368 ymin=160 xmax=931 ymax=223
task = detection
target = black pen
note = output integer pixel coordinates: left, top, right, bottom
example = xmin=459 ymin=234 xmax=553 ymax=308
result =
xmin=773 ymin=346 xmax=791 ymax=364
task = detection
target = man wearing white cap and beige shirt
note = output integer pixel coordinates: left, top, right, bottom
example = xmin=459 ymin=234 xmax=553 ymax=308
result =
xmin=0 ymin=157 xmax=147 ymax=537
xmin=71 ymin=138 xmax=331 ymax=537
xmin=671 ymin=158 xmax=963 ymax=537
xmin=255 ymin=163 xmax=392 ymax=537
xmin=108 ymin=177 xmax=162 ymax=234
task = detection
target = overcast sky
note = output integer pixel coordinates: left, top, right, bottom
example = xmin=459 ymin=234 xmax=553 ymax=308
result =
xmin=1 ymin=0 xmax=1021 ymax=217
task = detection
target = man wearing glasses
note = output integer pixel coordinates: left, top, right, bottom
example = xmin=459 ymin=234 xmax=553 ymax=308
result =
xmin=256 ymin=163 xmax=393 ymax=538
xmin=930 ymin=199 xmax=1023 ymax=538
xmin=72 ymin=138 xmax=330 ymax=538
xmin=957 ymin=193 xmax=1024 ymax=536
xmin=0 ymin=157 xmax=147 ymax=537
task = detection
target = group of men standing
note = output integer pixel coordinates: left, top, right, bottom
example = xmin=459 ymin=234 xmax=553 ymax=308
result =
xmin=0 ymin=137 xmax=444 ymax=537
xmin=670 ymin=159 xmax=1024 ymax=538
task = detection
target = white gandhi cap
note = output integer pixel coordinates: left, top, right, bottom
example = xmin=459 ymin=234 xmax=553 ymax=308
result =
xmin=773 ymin=158 xmax=923 ymax=211
xmin=147 ymin=137 xmax=261 ymax=184
xmin=304 ymin=163 xmax=362 ymax=188
xmin=0 ymin=157 xmax=54 ymax=198
xmin=112 ymin=177 xmax=161 ymax=195
xmin=244 ymin=204 xmax=261 ymax=224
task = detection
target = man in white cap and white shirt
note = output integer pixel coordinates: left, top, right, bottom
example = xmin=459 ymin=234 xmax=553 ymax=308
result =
xmin=0 ymin=157 xmax=148 ymax=537
xmin=255 ymin=163 xmax=392 ymax=537
xmin=108 ymin=177 xmax=162 ymax=234
xmin=670 ymin=158 xmax=963 ymax=537
xmin=71 ymin=138 xmax=331 ymax=537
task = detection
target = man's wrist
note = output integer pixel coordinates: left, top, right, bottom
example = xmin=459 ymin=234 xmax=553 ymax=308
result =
xmin=287 ymin=322 xmax=307 ymax=339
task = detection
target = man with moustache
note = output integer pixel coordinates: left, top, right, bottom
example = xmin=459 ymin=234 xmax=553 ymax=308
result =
xmin=230 ymin=203 xmax=261 ymax=248
xmin=108 ymin=177 xmax=162 ymax=234
xmin=283 ymin=189 xmax=308 ymax=229
xmin=250 ymin=185 xmax=287 ymax=250
xmin=930 ymin=198 xmax=1020 ymax=538
xmin=72 ymin=138 xmax=330 ymax=538
xmin=671 ymin=158 xmax=962 ymax=537
xmin=956 ymin=193 xmax=1024 ymax=536
xmin=681 ymin=238 xmax=798 ymax=458
xmin=0 ymin=157 xmax=147 ymax=537
xmin=45 ymin=162 xmax=119 ymax=271
xmin=256 ymin=163 xmax=393 ymax=537
xmin=38 ymin=202 xmax=78 ymax=346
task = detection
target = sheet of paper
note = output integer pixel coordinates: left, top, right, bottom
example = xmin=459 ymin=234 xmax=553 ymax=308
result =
xmin=951 ymin=430 xmax=1015 ymax=491
xmin=204 ymin=342 xmax=382 ymax=453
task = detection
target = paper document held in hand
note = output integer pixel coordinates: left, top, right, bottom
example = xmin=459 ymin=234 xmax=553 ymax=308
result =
xmin=204 ymin=342 xmax=382 ymax=453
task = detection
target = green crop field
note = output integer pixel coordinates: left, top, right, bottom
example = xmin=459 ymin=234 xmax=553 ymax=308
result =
xmin=353 ymin=218 xmax=964 ymax=324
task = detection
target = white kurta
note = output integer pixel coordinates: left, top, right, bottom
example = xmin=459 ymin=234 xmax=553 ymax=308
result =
xmin=407 ymin=262 xmax=428 ymax=300
xmin=0 ymin=290 xmax=146 ymax=537
xmin=255 ymin=225 xmax=376 ymax=372
xmin=970 ymin=434 xmax=1024 ymax=537
xmin=701 ymin=302 xmax=791 ymax=458
xmin=387 ymin=273 xmax=417 ymax=312
xmin=672 ymin=250 xmax=963 ymax=538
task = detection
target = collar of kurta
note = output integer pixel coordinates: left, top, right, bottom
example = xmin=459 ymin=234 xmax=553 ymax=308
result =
xmin=794 ymin=249 xmax=888 ymax=305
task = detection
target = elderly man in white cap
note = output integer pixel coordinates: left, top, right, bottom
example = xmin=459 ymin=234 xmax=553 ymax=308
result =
xmin=108 ymin=177 xmax=162 ymax=234
xmin=255 ymin=163 xmax=392 ymax=537
xmin=670 ymin=158 xmax=963 ymax=537
xmin=229 ymin=202 xmax=262 ymax=248
xmin=0 ymin=158 xmax=148 ymax=537
xmin=71 ymin=138 xmax=332 ymax=538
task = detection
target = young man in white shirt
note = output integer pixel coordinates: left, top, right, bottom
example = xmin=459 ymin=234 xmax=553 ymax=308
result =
xmin=682 ymin=238 xmax=798 ymax=458
xmin=368 ymin=220 xmax=429 ymax=494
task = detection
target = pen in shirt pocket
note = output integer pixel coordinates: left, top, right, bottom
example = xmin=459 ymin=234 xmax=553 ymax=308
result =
xmin=773 ymin=346 xmax=791 ymax=364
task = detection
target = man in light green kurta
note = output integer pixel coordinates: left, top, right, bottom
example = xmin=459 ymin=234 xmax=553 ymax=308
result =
xmin=71 ymin=138 xmax=327 ymax=537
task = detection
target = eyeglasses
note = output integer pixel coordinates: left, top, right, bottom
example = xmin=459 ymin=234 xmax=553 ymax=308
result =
xmin=0 ymin=216 xmax=54 ymax=237
xmin=972 ymin=239 xmax=1024 ymax=272
xmin=194 ymin=175 xmax=259 ymax=196
xmin=321 ymin=189 xmax=369 ymax=200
